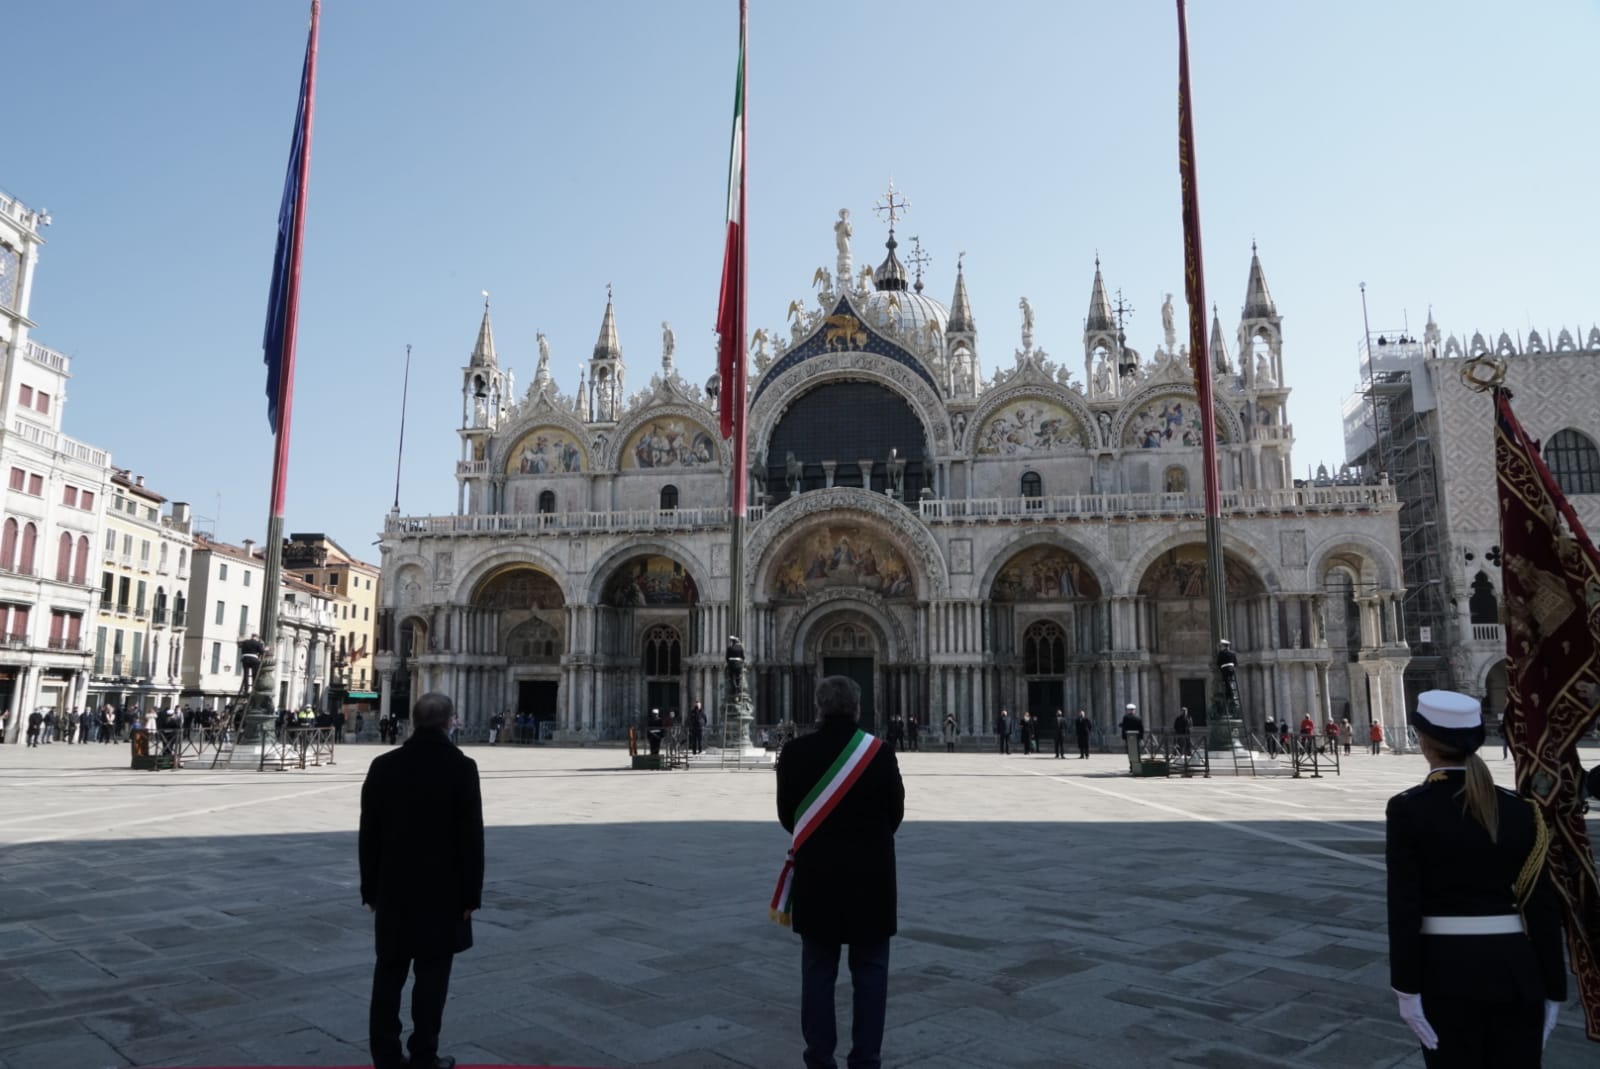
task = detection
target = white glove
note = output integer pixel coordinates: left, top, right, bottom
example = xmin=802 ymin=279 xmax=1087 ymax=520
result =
xmin=1543 ymin=1000 xmax=1560 ymax=1047
xmin=1393 ymin=990 xmax=1438 ymax=1051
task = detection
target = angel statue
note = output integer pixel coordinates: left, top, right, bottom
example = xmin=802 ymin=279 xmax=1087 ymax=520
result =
xmin=1161 ymin=293 xmax=1177 ymax=353
xmin=751 ymin=328 xmax=772 ymax=372
xmin=834 ymin=208 xmax=852 ymax=259
xmin=661 ymin=321 xmax=675 ymax=361
xmin=536 ymin=331 xmax=552 ymax=368
xmin=1019 ymin=296 xmax=1035 ymax=352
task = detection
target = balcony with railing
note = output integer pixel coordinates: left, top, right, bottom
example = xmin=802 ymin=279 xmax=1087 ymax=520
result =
xmin=152 ymin=607 xmax=168 ymax=626
xmin=172 ymin=609 xmax=186 ymax=627
xmin=114 ymin=602 xmax=130 ymax=616
xmin=119 ymin=555 xmax=133 ymax=568
xmin=47 ymin=636 xmax=82 ymax=652
xmin=1470 ymin=623 xmax=1504 ymax=644
xmin=133 ymin=607 xmax=149 ymax=620
xmin=6 ymin=419 xmax=109 ymax=468
xmin=3 ymin=631 xmax=27 ymax=648
xmin=385 ymin=483 xmax=1399 ymax=541
xmin=456 ymin=459 xmax=492 ymax=476
xmin=22 ymin=340 xmax=70 ymax=375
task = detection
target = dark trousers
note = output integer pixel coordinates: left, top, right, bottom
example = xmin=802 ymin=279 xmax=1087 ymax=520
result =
xmin=689 ymin=728 xmax=703 ymax=753
xmin=370 ymin=951 xmax=454 ymax=1068
xmin=801 ymin=935 xmax=890 ymax=1069
xmin=998 ymin=735 xmax=1010 ymax=754
xmin=945 ymin=741 xmax=954 ymax=753
xmin=1419 ymin=995 xmax=1542 ymax=1068
xmin=1077 ymin=735 xmax=1090 ymax=758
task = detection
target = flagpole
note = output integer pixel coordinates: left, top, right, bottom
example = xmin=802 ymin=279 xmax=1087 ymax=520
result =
xmin=1175 ymin=0 xmax=1232 ymax=733
xmin=250 ymin=0 xmax=320 ymax=738
xmin=392 ymin=343 xmax=412 ymax=514
xmin=718 ymin=0 xmax=753 ymax=753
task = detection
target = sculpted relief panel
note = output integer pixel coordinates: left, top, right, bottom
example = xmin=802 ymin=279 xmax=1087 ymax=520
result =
xmin=975 ymin=400 xmax=1085 ymax=456
xmin=772 ymin=525 xmax=915 ymax=600
xmin=506 ymin=426 xmax=585 ymax=474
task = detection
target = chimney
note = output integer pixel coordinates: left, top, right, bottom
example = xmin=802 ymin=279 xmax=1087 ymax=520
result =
xmin=170 ymin=502 xmax=190 ymax=524
xmin=135 ymin=475 xmax=145 ymax=488
xmin=242 ymin=538 xmax=256 ymax=556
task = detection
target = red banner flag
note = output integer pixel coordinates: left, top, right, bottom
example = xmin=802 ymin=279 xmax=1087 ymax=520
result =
xmin=715 ymin=0 xmax=747 ymax=470
xmin=1175 ymin=0 xmax=1220 ymax=522
xmin=1496 ymin=386 xmax=1600 ymax=1040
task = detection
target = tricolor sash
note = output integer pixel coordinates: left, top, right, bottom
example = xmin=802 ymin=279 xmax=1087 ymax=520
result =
xmin=770 ymin=729 xmax=882 ymax=927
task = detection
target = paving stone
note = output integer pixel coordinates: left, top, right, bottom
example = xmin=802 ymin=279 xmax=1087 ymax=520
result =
xmin=2 ymin=742 xmax=1597 ymax=1068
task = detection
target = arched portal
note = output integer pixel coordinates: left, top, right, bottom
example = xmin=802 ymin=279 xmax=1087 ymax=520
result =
xmin=810 ymin=613 xmax=884 ymax=732
xmin=592 ymin=553 xmax=701 ymax=739
xmin=1135 ymin=546 xmax=1266 ymax=727
xmin=764 ymin=381 xmax=929 ymax=503
xmin=985 ymin=540 xmax=1105 ymax=727
xmin=472 ymin=565 xmax=567 ymax=734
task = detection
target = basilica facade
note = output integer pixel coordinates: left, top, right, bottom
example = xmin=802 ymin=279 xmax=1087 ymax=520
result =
xmin=375 ymin=215 xmax=1411 ymax=743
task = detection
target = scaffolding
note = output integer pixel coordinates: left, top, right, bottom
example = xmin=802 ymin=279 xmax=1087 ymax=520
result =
xmin=1344 ymin=332 xmax=1451 ymax=706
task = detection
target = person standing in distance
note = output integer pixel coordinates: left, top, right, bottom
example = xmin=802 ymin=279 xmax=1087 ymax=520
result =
xmin=360 ymin=692 xmax=484 ymax=1069
xmin=1385 ymin=690 xmax=1565 ymax=1067
xmin=775 ymin=675 xmax=905 ymax=1069
xmin=1074 ymin=709 xmax=1092 ymax=759
xmin=1052 ymin=709 xmax=1067 ymax=759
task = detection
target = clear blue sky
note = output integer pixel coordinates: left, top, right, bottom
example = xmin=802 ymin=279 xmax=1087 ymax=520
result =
xmin=10 ymin=0 xmax=1599 ymax=558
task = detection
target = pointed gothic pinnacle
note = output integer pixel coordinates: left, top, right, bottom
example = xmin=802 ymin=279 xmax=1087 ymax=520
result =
xmin=948 ymin=261 xmax=975 ymax=334
xmin=1086 ymin=260 xmax=1115 ymax=334
xmin=470 ymin=296 xmax=497 ymax=367
xmin=1243 ymin=245 xmax=1277 ymax=320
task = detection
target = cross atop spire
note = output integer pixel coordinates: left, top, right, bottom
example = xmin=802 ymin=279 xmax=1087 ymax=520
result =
xmin=874 ymin=178 xmax=909 ymax=232
xmin=907 ymin=235 xmax=931 ymax=293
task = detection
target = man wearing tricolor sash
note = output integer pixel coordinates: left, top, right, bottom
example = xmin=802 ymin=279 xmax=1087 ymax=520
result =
xmin=774 ymin=675 xmax=904 ymax=1069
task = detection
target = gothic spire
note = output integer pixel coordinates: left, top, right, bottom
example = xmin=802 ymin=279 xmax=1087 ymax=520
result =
xmin=875 ymin=230 xmax=909 ymax=292
xmin=1243 ymin=242 xmax=1278 ymax=319
xmin=1085 ymin=257 xmax=1115 ymax=333
xmin=592 ymin=287 xmax=622 ymax=360
xmin=1209 ymin=304 xmax=1231 ymax=374
xmin=470 ymin=293 xmax=497 ymax=367
xmin=947 ymin=257 xmax=975 ymax=333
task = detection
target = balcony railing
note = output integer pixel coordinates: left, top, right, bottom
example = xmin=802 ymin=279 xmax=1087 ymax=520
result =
xmin=1471 ymin=623 xmax=1503 ymax=643
xmin=0 ymin=562 xmax=36 ymax=577
xmin=4 ymin=631 xmax=26 ymax=648
xmin=385 ymin=485 xmax=1398 ymax=540
xmin=119 ymin=555 xmax=133 ymax=568
xmin=23 ymin=340 xmax=69 ymax=374
xmin=47 ymin=636 xmax=82 ymax=651
xmin=6 ymin=419 xmax=108 ymax=467
xmin=456 ymin=459 xmax=492 ymax=476
xmin=152 ymin=608 xmax=168 ymax=625
xmin=172 ymin=609 xmax=186 ymax=627
xmin=133 ymin=608 xmax=149 ymax=620
xmin=386 ymin=505 xmax=735 ymax=537
xmin=114 ymin=602 xmax=130 ymax=616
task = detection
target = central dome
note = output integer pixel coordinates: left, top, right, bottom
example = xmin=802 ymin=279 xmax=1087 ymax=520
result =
xmin=861 ymin=288 xmax=949 ymax=340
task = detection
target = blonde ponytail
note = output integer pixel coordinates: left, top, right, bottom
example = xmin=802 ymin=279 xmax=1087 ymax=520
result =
xmin=1459 ymin=752 xmax=1500 ymax=844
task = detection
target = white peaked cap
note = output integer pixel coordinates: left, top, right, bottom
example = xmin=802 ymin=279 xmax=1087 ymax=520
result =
xmin=1125 ymin=703 xmax=1137 ymax=710
xmin=1415 ymin=690 xmax=1481 ymax=730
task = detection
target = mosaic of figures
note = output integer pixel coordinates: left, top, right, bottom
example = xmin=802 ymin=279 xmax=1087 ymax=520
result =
xmin=1123 ymin=395 xmax=1220 ymax=450
xmin=990 ymin=544 xmax=1101 ymax=601
xmin=772 ymin=525 xmax=914 ymax=600
xmin=507 ymin=426 xmax=584 ymax=474
xmin=1138 ymin=546 xmax=1264 ymax=599
xmin=605 ymin=555 xmax=699 ymax=607
xmin=476 ymin=567 xmax=566 ymax=611
xmin=975 ymin=400 xmax=1085 ymax=456
xmin=623 ymin=418 xmax=718 ymax=469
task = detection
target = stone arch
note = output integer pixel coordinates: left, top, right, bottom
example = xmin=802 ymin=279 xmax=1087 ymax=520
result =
xmin=752 ymin=490 xmax=946 ymax=603
xmin=1307 ymin=533 xmax=1399 ymax=591
xmin=1480 ymin=657 xmax=1509 ymax=710
xmin=506 ymin=617 xmax=562 ymax=664
xmin=964 ymin=384 xmax=1094 ymax=457
xmin=747 ymin=353 xmax=953 ymax=466
xmin=976 ymin=530 xmax=1113 ymax=604
xmin=584 ymin=539 xmax=710 ymax=606
xmin=455 ymin=545 xmax=571 ymax=606
xmin=1112 ymin=384 xmax=1245 ymax=450
xmin=604 ymin=401 xmax=728 ymax=471
xmin=388 ymin=557 xmax=430 ymax=608
xmin=782 ymin=592 xmax=909 ymax=664
xmin=395 ymin=612 xmax=431 ymax=659
xmin=1123 ymin=531 xmax=1279 ymax=599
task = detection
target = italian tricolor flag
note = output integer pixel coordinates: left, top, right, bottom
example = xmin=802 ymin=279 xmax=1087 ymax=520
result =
xmin=715 ymin=0 xmax=747 ymax=443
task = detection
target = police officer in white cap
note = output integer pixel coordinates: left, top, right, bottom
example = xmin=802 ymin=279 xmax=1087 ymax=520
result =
xmin=1385 ymin=690 xmax=1566 ymax=1066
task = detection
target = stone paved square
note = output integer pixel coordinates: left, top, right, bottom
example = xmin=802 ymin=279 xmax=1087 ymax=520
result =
xmin=2 ymin=741 xmax=1597 ymax=1068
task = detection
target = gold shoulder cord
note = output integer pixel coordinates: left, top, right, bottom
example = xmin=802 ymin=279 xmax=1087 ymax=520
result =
xmin=1513 ymin=803 xmax=1552 ymax=910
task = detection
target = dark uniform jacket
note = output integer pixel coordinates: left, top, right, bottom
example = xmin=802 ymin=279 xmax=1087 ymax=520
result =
xmin=360 ymin=728 xmax=485 ymax=959
xmin=776 ymin=718 xmax=904 ymax=944
xmin=1385 ymin=769 xmax=1566 ymax=1003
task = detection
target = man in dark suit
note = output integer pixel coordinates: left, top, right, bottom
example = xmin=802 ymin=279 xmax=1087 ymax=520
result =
xmin=777 ymin=675 xmax=904 ymax=1069
xmin=995 ymin=709 xmax=1011 ymax=754
xmin=1074 ymin=709 xmax=1092 ymax=759
xmin=360 ymin=692 xmax=484 ymax=1069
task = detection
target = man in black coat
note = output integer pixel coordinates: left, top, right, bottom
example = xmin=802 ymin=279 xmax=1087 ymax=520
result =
xmin=776 ymin=675 xmax=904 ymax=1069
xmin=1052 ymin=710 xmax=1067 ymax=759
xmin=995 ymin=709 xmax=1011 ymax=754
xmin=360 ymin=692 xmax=484 ymax=1069
xmin=1074 ymin=709 xmax=1092 ymax=759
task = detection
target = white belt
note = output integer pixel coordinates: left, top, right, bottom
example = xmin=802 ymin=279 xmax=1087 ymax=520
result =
xmin=1420 ymin=914 xmax=1523 ymax=935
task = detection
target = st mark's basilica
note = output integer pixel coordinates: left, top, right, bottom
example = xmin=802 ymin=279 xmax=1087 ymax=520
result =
xmin=374 ymin=205 xmax=1410 ymax=743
